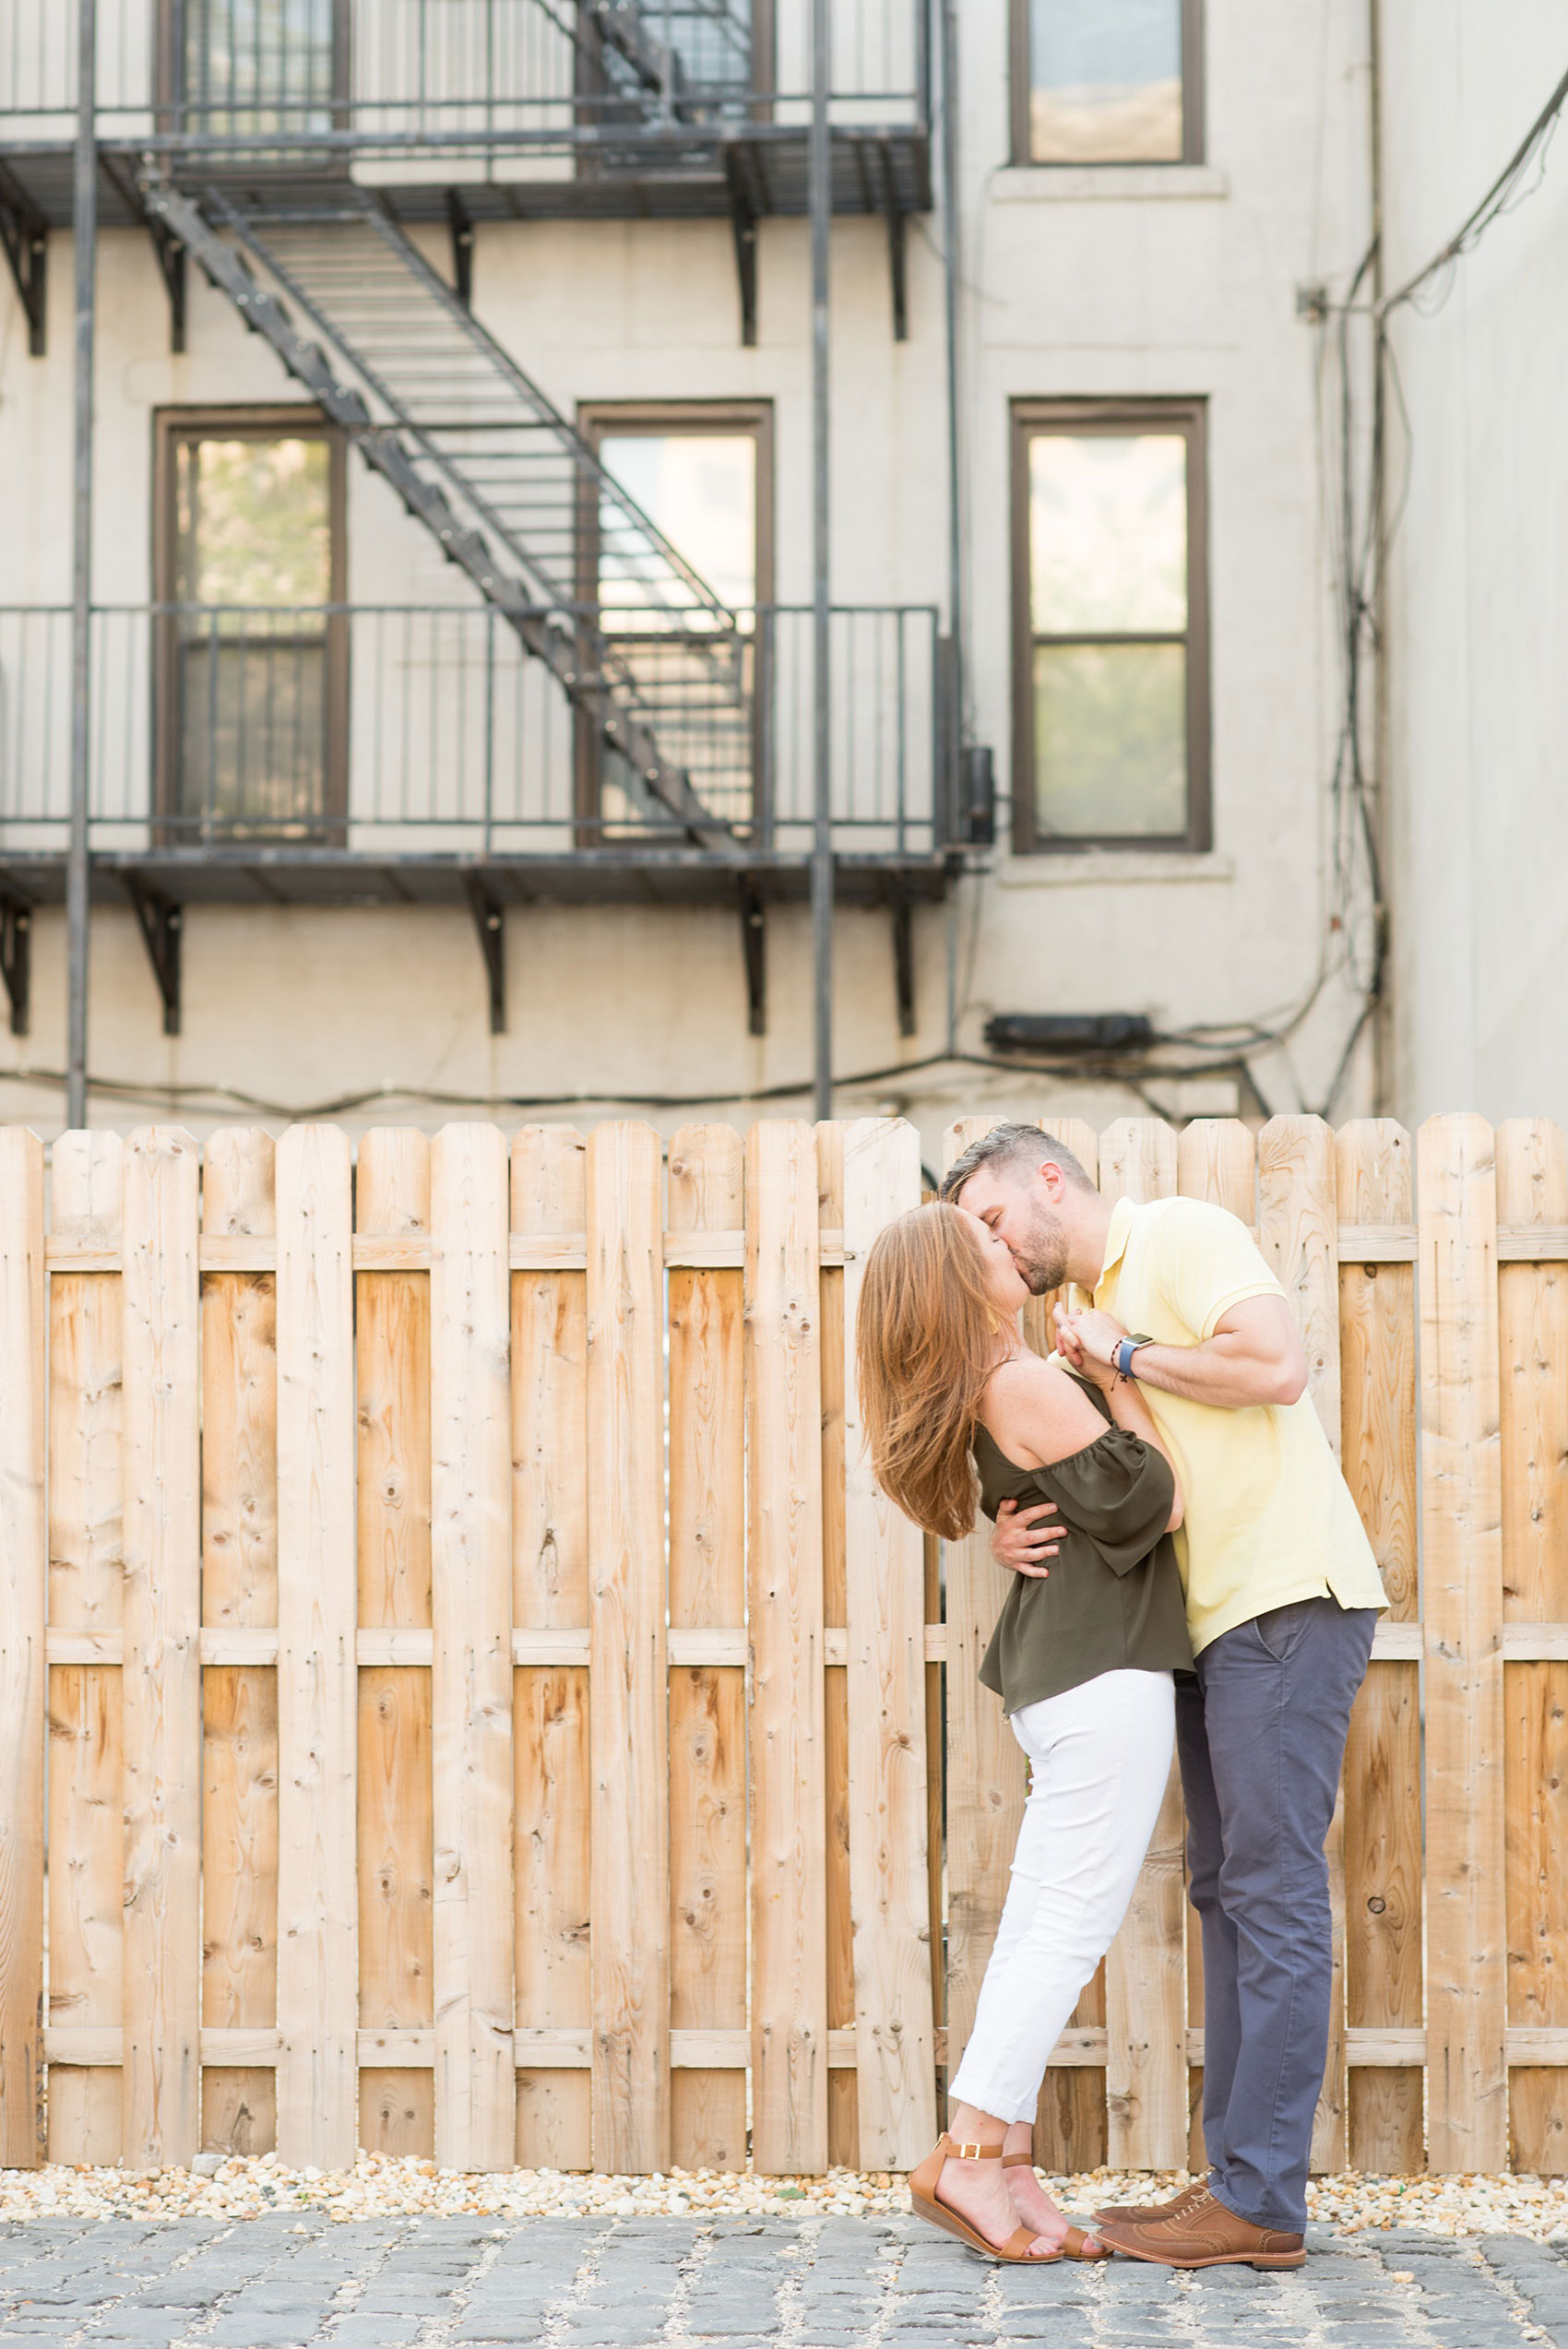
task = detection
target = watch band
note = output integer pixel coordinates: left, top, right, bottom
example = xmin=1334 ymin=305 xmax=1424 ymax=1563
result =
xmin=1115 ymin=1334 xmax=1154 ymax=1379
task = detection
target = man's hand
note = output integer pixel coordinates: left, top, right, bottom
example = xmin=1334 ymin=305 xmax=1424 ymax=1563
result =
xmin=991 ymin=1497 xmax=1066 ymax=1579
xmin=1053 ymin=1304 xmax=1125 ymax=1388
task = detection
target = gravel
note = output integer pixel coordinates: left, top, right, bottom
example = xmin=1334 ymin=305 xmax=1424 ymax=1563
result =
xmin=3 ymin=2155 xmax=1568 ymax=2239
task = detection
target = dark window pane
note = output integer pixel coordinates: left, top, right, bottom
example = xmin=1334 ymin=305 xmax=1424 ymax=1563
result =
xmin=178 ymin=635 xmax=327 ymax=831
xmin=1029 ymin=432 xmax=1186 ymax=633
xmin=1033 ymin=640 xmax=1186 ymax=836
xmin=1029 ymin=0 xmax=1183 ymax=162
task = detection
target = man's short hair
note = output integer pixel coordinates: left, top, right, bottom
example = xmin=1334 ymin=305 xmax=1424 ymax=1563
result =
xmin=938 ymin=1121 xmax=1096 ymax=1204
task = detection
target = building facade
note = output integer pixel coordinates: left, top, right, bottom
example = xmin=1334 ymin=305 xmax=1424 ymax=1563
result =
xmin=0 ymin=0 xmax=1382 ymax=1161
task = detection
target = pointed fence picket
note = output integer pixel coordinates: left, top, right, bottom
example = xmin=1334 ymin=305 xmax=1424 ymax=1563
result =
xmin=1 ymin=1111 xmax=1563 ymax=2176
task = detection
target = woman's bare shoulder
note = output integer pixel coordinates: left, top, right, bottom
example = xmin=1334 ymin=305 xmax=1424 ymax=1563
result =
xmin=980 ymin=1351 xmax=1106 ymax=1469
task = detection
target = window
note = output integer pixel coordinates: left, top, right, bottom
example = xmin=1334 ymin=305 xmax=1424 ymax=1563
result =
xmin=154 ymin=409 xmax=347 ymax=837
xmin=1012 ymin=399 xmax=1208 ymax=851
xmin=163 ymin=0 xmax=347 ymax=136
xmin=1012 ymin=0 xmax=1202 ymax=166
xmin=576 ymin=401 xmax=773 ymax=836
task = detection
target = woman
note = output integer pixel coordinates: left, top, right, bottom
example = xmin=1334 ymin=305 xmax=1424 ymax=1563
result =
xmin=857 ymin=1201 xmax=1192 ymax=2263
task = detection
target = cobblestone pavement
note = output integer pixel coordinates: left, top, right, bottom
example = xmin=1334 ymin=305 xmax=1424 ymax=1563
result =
xmin=4 ymin=2213 xmax=1568 ymax=2349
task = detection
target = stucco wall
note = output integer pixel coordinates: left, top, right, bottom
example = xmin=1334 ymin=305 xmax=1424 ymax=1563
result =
xmin=0 ymin=0 xmax=1376 ymax=1167
xmin=1379 ymin=0 xmax=1568 ymax=1131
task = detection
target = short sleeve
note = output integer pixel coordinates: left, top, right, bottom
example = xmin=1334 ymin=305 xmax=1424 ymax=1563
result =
xmin=1032 ymin=1427 xmax=1174 ymax=1576
xmin=1152 ymin=1196 xmax=1285 ymax=1343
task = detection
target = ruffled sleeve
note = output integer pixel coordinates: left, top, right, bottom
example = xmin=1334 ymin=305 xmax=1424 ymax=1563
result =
xmin=1028 ymin=1427 xmax=1174 ymax=1576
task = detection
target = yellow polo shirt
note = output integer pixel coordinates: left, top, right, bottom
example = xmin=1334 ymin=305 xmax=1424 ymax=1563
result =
xmin=1095 ymin=1193 xmax=1385 ymax=1655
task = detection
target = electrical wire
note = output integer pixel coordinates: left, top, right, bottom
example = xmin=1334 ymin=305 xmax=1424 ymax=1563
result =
xmin=1378 ymin=60 xmax=1568 ymax=318
xmin=0 ymin=1042 xmax=1274 ymax=1125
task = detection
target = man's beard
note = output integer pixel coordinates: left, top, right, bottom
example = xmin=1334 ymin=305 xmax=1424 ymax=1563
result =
xmin=1013 ymin=1204 xmax=1069 ymax=1296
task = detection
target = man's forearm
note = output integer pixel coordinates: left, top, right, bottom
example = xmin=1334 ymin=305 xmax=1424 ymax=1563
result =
xmin=1128 ymin=1335 xmax=1303 ymax=1410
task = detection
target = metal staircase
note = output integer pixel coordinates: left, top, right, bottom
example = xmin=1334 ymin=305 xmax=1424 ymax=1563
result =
xmin=144 ymin=179 xmax=754 ymax=847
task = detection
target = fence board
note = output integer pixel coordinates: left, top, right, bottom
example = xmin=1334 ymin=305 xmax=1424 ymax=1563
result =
xmin=1498 ymin=1119 xmax=1568 ymax=2171
xmin=200 ymin=1128 xmax=279 ymax=2157
xmin=121 ymin=1127 xmax=202 ymax=2168
xmin=1099 ymin=1120 xmax=1186 ymax=2172
xmin=1026 ymin=1118 xmax=1108 ymax=2172
xmin=841 ymin=1117 xmax=935 ymax=2169
xmin=586 ymin=1121 xmax=669 ymax=2174
xmin=817 ymin=1122 xmax=857 ymax=2167
xmin=668 ymin=1124 xmax=747 ymax=2173
xmin=1258 ymin=1115 xmax=1347 ymax=2171
xmin=747 ymin=1120 xmax=827 ymax=2175
xmin=1420 ymin=1113 xmax=1508 ymax=2172
xmin=511 ymin=1127 xmax=591 ymax=2169
xmin=1338 ymin=1121 xmax=1423 ymax=2172
xmin=431 ymin=1124 xmax=516 ymax=2171
xmin=941 ymin=1120 xmax=1028 ymax=2126
xmin=1173 ymin=1120 xmax=1256 ymax=2163
xmin=356 ymin=1131 xmax=434 ymax=2159
xmin=276 ymin=1126 xmax=358 ymax=2169
xmin=513 ymin=1668 xmax=592 ymax=2170
xmin=45 ymin=1131 xmax=123 ymax=2165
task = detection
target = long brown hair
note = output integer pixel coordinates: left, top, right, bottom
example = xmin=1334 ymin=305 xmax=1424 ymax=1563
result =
xmin=856 ymin=1200 xmax=1002 ymax=1542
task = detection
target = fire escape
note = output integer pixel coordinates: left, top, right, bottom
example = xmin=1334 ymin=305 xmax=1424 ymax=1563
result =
xmin=0 ymin=0 xmax=965 ymax=1049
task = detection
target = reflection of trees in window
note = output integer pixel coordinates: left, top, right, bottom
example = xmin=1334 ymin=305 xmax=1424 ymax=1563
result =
xmin=1015 ymin=404 xmax=1208 ymax=850
xmin=1024 ymin=0 xmax=1196 ymax=164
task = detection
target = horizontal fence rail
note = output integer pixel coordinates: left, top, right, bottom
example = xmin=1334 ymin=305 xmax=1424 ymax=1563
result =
xmin=0 ymin=604 xmax=941 ymax=854
xmin=2 ymin=1112 xmax=1564 ymax=2175
xmin=0 ymin=0 xmax=927 ymax=138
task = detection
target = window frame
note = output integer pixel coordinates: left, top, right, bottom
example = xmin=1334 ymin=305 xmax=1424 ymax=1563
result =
xmin=151 ymin=403 xmax=350 ymax=842
xmin=1010 ymin=396 xmax=1210 ymax=856
xmin=1009 ymin=0 xmax=1205 ymax=169
xmin=574 ymin=398 xmax=775 ymax=839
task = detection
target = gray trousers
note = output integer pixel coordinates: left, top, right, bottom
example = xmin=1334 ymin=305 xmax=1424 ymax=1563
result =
xmin=1176 ymin=1595 xmax=1377 ymax=2233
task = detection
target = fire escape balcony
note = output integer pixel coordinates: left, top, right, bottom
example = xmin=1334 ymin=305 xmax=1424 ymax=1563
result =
xmin=0 ymin=600 xmax=964 ymax=1036
xmin=0 ymin=0 xmax=930 ymax=339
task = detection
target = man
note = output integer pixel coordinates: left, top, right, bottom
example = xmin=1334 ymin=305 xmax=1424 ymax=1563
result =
xmin=941 ymin=1123 xmax=1384 ymax=2272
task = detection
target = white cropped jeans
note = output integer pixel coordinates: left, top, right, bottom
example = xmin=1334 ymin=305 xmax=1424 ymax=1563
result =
xmin=948 ymin=1667 xmax=1177 ymax=2126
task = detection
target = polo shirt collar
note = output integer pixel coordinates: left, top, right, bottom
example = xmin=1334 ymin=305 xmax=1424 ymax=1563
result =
xmin=1098 ymin=1194 xmax=1136 ymax=1284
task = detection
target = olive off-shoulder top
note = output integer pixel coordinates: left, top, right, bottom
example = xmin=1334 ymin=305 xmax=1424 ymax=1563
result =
xmin=974 ymin=1374 xmax=1193 ymax=1713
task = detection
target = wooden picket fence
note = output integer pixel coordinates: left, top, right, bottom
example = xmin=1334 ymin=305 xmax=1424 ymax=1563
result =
xmin=0 ymin=1110 xmax=1562 ymax=2178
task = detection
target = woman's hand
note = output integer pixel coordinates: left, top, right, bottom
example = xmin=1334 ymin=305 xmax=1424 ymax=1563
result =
xmin=1052 ymin=1304 xmax=1127 ymax=1388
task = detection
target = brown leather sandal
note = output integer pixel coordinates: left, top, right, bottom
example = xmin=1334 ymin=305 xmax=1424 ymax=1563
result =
xmin=1003 ymin=2139 xmax=1111 ymax=2261
xmin=909 ymin=2134 xmax=1105 ymax=2263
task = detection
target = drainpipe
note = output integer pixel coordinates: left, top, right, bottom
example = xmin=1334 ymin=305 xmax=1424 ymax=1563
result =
xmin=809 ymin=0 xmax=833 ymax=1121
xmin=66 ymin=0 xmax=97 ymax=1131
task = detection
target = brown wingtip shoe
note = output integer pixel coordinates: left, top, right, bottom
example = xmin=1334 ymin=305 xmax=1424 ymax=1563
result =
xmin=1095 ymin=2187 xmax=1305 ymax=2270
xmin=1091 ymin=2178 xmax=1208 ymax=2227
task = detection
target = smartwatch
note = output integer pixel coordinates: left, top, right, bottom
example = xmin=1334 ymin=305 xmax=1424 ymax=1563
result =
xmin=1114 ymin=1334 xmax=1154 ymax=1379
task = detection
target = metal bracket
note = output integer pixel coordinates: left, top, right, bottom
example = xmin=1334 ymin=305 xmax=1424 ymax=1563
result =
xmin=446 ymin=188 xmax=475 ymax=310
xmin=891 ymin=889 xmax=915 ymax=1038
xmin=725 ymin=146 xmax=760 ymax=348
xmin=0 ymin=160 xmax=48 ymax=357
xmin=877 ymin=139 xmax=908 ymax=342
xmin=0 ymin=888 xmax=31 ymax=1037
xmin=101 ymin=155 xmax=188 ymax=351
xmin=465 ymin=874 xmax=506 ymax=1034
xmin=739 ymin=876 xmax=766 ymax=1036
xmin=124 ymin=876 xmax=183 ymax=1038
